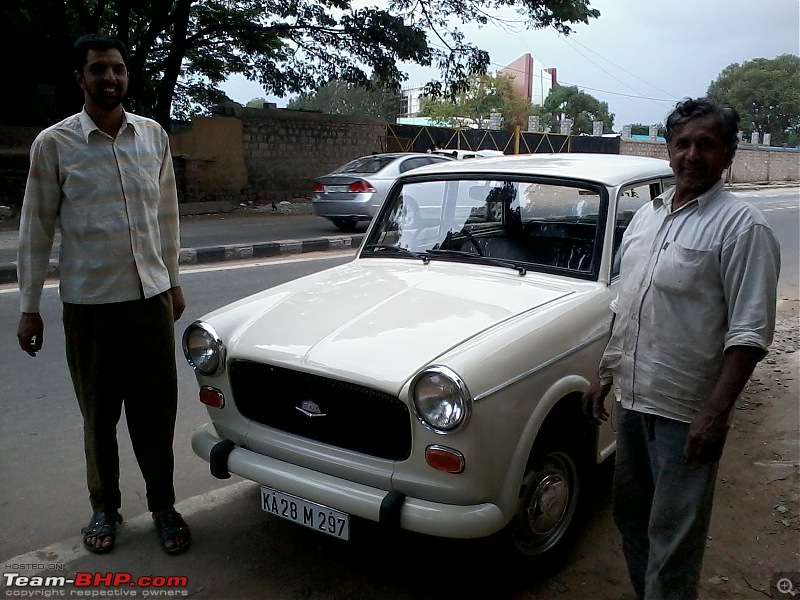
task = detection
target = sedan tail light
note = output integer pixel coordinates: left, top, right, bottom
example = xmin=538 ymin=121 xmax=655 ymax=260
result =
xmin=312 ymin=183 xmax=325 ymax=193
xmin=348 ymin=180 xmax=376 ymax=193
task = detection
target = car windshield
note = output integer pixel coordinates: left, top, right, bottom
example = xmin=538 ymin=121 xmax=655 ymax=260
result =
xmin=363 ymin=177 xmax=607 ymax=279
xmin=333 ymin=156 xmax=396 ymax=174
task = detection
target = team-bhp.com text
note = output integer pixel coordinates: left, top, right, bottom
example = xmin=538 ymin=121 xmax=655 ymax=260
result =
xmin=3 ymin=572 xmax=188 ymax=597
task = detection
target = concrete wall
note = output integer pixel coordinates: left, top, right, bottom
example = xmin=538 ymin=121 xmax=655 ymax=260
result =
xmin=620 ymin=138 xmax=800 ymax=183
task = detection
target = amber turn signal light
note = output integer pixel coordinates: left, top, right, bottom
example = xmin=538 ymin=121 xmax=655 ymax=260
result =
xmin=425 ymin=445 xmax=465 ymax=474
xmin=199 ymin=386 xmax=225 ymax=409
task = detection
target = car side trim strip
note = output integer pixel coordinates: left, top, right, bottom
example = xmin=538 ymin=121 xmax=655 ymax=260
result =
xmin=474 ymin=330 xmax=610 ymax=402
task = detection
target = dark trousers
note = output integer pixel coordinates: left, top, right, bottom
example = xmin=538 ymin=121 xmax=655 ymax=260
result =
xmin=63 ymin=291 xmax=177 ymax=513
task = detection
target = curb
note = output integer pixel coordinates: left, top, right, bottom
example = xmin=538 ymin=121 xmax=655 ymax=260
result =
xmin=0 ymin=234 xmax=365 ymax=286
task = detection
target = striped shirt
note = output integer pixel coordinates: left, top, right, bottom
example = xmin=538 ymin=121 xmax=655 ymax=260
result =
xmin=18 ymin=109 xmax=180 ymax=312
xmin=599 ymin=180 xmax=780 ymax=423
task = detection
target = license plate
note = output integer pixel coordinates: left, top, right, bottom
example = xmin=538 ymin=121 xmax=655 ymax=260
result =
xmin=326 ymin=185 xmax=349 ymax=193
xmin=260 ymin=486 xmax=350 ymax=540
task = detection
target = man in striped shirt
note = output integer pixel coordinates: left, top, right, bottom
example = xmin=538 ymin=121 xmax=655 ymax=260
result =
xmin=16 ymin=34 xmax=191 ymax=556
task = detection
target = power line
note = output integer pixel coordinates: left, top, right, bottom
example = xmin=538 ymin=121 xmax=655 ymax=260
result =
xmin=560 ymin=34 xmax=679 ymax=101
xmin=557 ymin=80 xmax=675 ymax=103
xmin=410 ymin=40 xmax=677 ymax=107
xmin=552 ymin=34 xmax=675 ymax=112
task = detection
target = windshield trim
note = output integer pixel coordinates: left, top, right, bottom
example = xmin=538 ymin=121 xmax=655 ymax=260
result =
xmin=362 ymin=174 xmax=610 ymax=281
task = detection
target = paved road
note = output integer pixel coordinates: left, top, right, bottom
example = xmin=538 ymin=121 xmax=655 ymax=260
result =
xmin=0 ymin=208 xmax=368 ymax=283
xmin=1 ymin=184 xmax=797 ymax=286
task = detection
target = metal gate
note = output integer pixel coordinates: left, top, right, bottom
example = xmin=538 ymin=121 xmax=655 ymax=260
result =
xmin=384 ymin=123 xmax=619 ymax=155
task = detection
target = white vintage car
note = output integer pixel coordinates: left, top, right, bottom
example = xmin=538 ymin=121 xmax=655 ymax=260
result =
xmin=184 ymin=153 xmax=675 ymax=564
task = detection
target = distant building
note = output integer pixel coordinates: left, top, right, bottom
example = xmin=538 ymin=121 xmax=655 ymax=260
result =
xmin=398 ymin=53 xmax=558 ymax=124
xmin=499 ymin=53 xmax=557 ymax=106
xmin=398 ymin=86 xmax=426 ymax=120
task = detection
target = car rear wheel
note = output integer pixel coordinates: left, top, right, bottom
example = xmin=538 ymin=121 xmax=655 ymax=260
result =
xmin=331 ymin=217 xmax=359 ymax=231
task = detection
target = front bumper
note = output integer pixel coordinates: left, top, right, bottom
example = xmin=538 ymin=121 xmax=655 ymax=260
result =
xmin=192 ymin=423 xmax=505 ymax=539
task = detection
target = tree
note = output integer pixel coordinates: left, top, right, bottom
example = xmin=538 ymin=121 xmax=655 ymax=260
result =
xmin=707 ymin=54 xmax=800 ymax=147
xmin=246 ymin=97 xmax=269 ymax=109
xmin=0 ymin=0 xmax=599 ymax=129
xmin=542 ymin=86 xmax=614 ymax=135
xmin=287 ymin=78 xmax=401 ymax=121
xmin=419 ymin=73 xmax=543 ymax=129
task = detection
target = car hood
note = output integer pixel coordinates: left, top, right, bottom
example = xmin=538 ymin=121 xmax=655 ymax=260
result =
xmin=215 ymin=261 xmax=576 ymax=390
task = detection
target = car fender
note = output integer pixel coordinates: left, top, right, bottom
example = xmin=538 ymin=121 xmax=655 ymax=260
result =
xmin=495 ymin=373 xmax=592 ymax=518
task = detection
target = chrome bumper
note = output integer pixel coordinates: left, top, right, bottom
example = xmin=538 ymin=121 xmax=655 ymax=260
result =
xmin=192 ymin=423 xmax=506 ymax=539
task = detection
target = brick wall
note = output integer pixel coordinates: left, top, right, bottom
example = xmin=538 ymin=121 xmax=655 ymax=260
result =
xmin=729 ymin=145 xmax=800 ymax=183
xmin=620 ymin=138 xmax=800 ymax=183
xmin=1 ymin=118 xmax=796 ymax=211
xmin=234 ymin=105 xmax=386 ymax=202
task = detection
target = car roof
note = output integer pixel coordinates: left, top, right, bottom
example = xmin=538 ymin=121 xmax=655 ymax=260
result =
xmin=402 ymin=153 xmax=674 ymax=186
xmin=358 ymin=152 xmax=450 ymax=160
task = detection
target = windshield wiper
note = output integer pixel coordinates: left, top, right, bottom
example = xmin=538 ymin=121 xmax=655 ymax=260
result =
xmin=363 ymin=244 xmax=430 ymax=264
xmin=426 ymin=248 xmax=527 ymax=275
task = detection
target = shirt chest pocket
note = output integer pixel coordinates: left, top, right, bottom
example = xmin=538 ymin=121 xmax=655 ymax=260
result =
xmin=652 ymin=243 xmax=719 ymax=298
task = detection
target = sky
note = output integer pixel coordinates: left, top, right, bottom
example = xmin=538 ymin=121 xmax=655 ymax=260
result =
xmin=219 ymin=0 xmax=800 ymax=130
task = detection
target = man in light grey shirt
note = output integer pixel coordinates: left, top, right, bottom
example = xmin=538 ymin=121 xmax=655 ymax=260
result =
xmin=583 ymin=97 xmax=780 ymax=600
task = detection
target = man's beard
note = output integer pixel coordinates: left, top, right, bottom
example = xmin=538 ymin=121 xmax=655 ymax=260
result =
xmin=87 ymin=86 xmax=125 ymax=110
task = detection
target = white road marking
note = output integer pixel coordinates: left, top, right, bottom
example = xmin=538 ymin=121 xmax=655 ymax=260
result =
xmin=0 ymin=250 xmax=356 ymax=294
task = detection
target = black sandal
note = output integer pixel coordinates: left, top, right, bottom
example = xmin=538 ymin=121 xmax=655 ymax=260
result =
xmin=153 ymin=510 xmax=191 ymax=555
xmin=81 ymin=511 xmax=122 ymax=554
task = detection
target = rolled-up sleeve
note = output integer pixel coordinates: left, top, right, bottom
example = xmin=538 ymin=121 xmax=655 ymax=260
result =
xmin=721 ymin=223 xmax=781 ymax=353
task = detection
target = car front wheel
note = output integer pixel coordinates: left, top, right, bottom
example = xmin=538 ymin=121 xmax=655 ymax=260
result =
xmin=500 ymin=441 xmax=588 ymax=571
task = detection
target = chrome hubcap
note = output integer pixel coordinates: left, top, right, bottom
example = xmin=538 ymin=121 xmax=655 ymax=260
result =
xmin=528 ymin=473 xmax=569 ymax=535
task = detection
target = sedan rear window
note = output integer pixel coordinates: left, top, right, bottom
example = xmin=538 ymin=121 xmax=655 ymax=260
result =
xmin=334 ymin=156 xmax=396 ymax=174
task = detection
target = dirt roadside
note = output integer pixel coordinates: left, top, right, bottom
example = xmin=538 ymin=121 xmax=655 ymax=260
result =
xmin=521 ymin=300 xmax=800 ymax=600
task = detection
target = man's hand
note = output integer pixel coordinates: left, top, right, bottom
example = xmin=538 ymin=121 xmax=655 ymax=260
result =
xmin=17 ymin=313 xmax=44 ymax=357
xmin=684 ymin=408 xmax=730 ymax=465
xmin=169 ymin=286 xmax=186 ymax=322
xmin=582 ymin=380 xmax=612 ymax=425
xmin=684 ymin=346 xmax=763 ymax=465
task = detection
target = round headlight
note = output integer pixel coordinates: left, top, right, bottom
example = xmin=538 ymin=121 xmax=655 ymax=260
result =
xmin=411 ymin=366 xmax=471 ymax=432
xmin=182 ymin=321 xmax=226 ymax=376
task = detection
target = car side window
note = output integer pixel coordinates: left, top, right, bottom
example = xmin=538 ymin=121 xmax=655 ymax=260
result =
xmin=612 ymin=182 xmax=658 ymax=278
xmin=399 ymin=158 xmax=431 ymax=173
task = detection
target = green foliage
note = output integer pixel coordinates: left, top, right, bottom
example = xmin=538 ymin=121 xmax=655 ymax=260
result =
xmin=246 ymin=98 xmax=269 ymax=108
xmin=630 ymin=123 xmax=665 ymax=137
xmin=418 ymin=73 xmax=542 ymax=129
xmin=707 ymin=54 xmax=800 ymax=147
xmin=0 ymin=0 xmax=600 ymax=128
xmin=287 ymin=78 xmax=401 ymax=121
xmin=542 ymin=86 xmax=614 ymax=135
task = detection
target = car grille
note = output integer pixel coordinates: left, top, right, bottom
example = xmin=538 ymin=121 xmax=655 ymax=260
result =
xmin=229 ymin=361 xmax=412 ymax=460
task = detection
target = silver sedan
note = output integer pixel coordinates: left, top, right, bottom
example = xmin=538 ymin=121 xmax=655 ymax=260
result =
xmin=311 ymin=152 xmax=453 ymax=231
